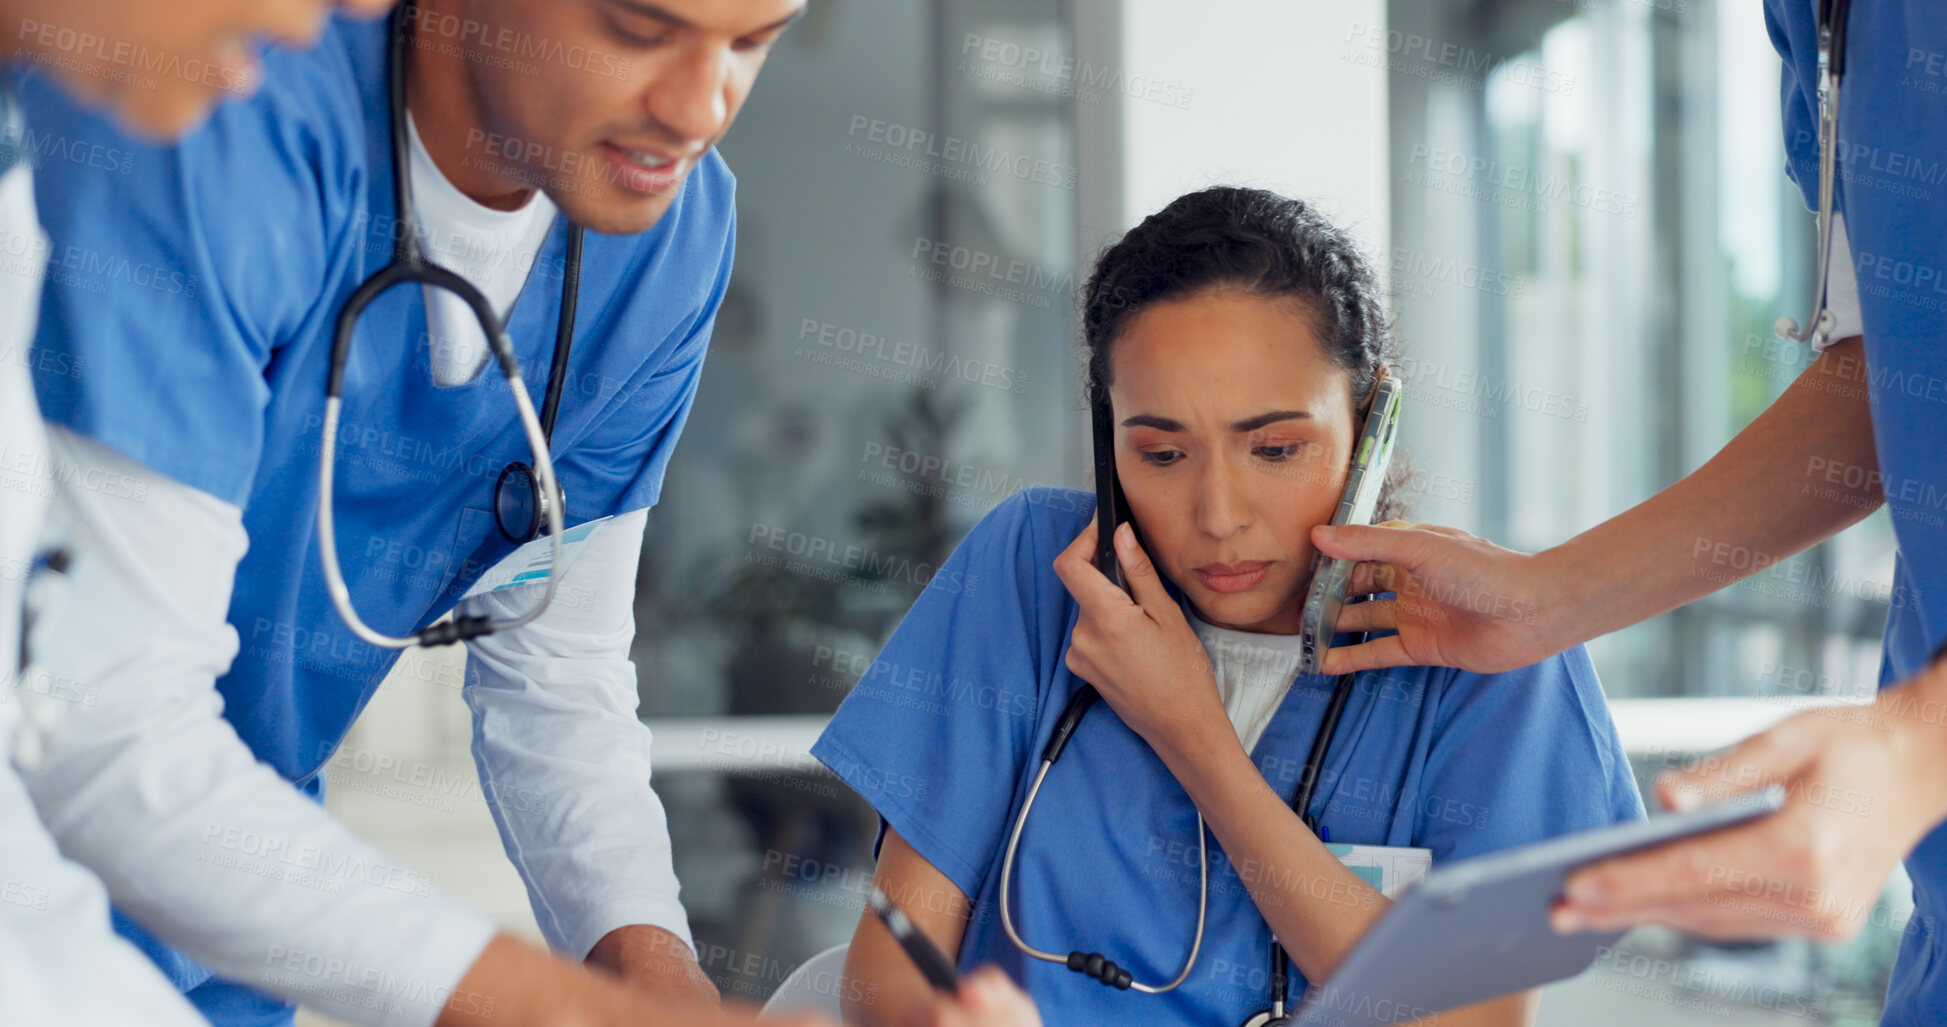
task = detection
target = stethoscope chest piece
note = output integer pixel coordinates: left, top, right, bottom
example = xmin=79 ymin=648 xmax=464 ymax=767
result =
xmin=494 ymin=460 xmax=565 ymax=543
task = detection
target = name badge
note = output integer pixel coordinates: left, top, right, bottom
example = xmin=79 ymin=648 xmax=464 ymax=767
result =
xmin=461 ymin=515 xmax=610 ymax=598
xmin=1327 ymin=842 xmax=1432 ymax=898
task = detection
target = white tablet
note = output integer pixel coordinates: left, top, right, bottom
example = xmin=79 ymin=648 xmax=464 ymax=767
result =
xmin=1292 ymin=784 xmax=1787 ymax=1026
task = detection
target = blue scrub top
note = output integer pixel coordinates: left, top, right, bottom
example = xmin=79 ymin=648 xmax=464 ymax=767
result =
xmin=813 ymin=488 xmax=1644 ymax=1025
xmin=16 ymin=14 xmax=735 ymax=1020
xmin=1769 ymin=4 xmax=1947 ymax=1024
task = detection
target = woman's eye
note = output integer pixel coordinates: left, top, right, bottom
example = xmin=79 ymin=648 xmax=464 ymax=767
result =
xmin=1138 ymin=450 xmax=1184 ymax=467
xmin=1254 ymin=444 xmax=1301 ymax=461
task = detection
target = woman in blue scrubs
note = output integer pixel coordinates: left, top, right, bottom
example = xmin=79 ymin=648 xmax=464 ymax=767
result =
xmin=813 ymin=186 xmax=1645 ymax=1026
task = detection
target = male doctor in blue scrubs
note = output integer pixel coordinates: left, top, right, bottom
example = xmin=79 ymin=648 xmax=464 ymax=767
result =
xmin=1310 ymin=4 xmax=1947 ymax=1024
xmin=6 ymin=1 xmax=861 ymax=1025
xmin=7 ymin=2 xmax=1044 ymax=1026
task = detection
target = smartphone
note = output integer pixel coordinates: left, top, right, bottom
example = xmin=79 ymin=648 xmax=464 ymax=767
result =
xmin=868 ymin=888 xmax=961 ymax=994
xmin=1091 ymin=395 xmax=1132 ymax=594
xmin=1297 ymin=376 xmax=1404 ymax=675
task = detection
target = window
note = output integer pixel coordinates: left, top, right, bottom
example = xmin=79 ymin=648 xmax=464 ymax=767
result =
xmin=1386 ymin=0 xmax=1908 ymax=1018
xmin=629 ymin=0 xmax=1083 ymax=996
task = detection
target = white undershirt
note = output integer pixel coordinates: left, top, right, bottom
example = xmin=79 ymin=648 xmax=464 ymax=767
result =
xmin=407 ymin=115 xmax=558 ymax=386
xmin=1188 ymin=608 xmax=1306 ymax=754
xmin=1814 ymin=212 xmax=1864 ymax=350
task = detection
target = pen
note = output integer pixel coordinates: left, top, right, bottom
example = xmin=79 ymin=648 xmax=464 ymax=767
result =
xmin=868 ymin=887 xmax=960 ymax=993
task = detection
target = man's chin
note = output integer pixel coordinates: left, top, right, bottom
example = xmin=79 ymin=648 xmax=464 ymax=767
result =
xmin=551 ymin=189 xmax=680 ymax=237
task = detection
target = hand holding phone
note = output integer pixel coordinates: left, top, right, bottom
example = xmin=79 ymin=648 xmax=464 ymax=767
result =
xmin=1298 ymin=374 xmax=1403 ymax=674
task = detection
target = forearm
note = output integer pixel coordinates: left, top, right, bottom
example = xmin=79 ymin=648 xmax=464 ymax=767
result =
xmin=844 ymin=829 xmax=972 ymax=1027
xmin=1543 ymin=336 xmax=1878 ymax=648
xmin=845 ymin=920 xmax=944 ymax=1027
xmin=1153 ymin=723 xmax=1386 ymax=983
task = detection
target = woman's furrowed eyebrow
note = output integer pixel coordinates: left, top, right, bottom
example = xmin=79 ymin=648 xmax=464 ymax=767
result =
xmin=609 ymin=0 xmax=808 ymax=34
xmin=1120 ymin=410 xmax=1312 ymax=433
xmin=1231 ymin=410 xmax=1312 ymax=432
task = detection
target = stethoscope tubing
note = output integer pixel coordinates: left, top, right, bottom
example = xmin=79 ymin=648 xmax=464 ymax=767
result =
xmin=999 ymin=665 xmax=1359 ymax=1003
xmin=998 ymin=755 xmax=1211 ymax=994
xmin=314 ymin=3 xmax=567 ymax=650
xmin=1777 ymin=0 xmax=1852 ymax=347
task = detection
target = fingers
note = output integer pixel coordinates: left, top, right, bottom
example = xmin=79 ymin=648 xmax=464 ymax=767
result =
xmin=1555 ymin=825 xmax=1745 ymax=932
xmin=1320 ymin=632 xmax=1413 ymax=675
xmin=1554 ymin=815 xmax=1823 ymax=940
xmin=1054 ymin=517 xmax=1097 ymax=570
xmin=1311 ymin=522 xmax=1433 ymax=566
xmin=1345 ymin=559 xmax=1398 ymax=598
xmin=1655 ymin=725 xmax=1796 ymax=812
xmin=1330 ymin=597 xmax=1397 ymax=634
xmin=955 ymin=967 xmax=1042 ymax=1027
xmin=1051 ymin=520 xmax=1133 ymax=614
xmin=1113 ymin=523 xmax=1173 ymax=614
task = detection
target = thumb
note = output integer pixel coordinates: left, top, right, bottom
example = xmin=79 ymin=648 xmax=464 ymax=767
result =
xmin=1656 ymin=727 xmax=1790 ymax=812
xmin=958 ymin=966 xmax=1011 ymax=1006
xmin=1113 ymin=523 xmax=1172 ymax=610
xmin=957 ymin=966 xmax=1039 ymax=1025
xmin=1311 ymin=522 xmax=1431 ymax=568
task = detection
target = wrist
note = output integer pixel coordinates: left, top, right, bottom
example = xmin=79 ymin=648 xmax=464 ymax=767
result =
xmin=586 ymin=924 xmax=717 ymax=1002
xmin=1885 ymin=661 xmax=1947 ymax=827
xmin=1531 ymin=539 xmax=1599 ymax=653
xmin=1154 ymin=717 xmax=1256 ymax=808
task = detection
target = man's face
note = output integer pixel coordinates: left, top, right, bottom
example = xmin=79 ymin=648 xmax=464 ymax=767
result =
xmin=11 ymin=0 xmax=393 ymax=139
xmin=435 ymin=0 xmax=803 ymax=235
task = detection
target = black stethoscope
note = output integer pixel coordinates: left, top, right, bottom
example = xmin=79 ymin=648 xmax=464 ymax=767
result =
xmin=1775 ymin=0 xmax=1853 ymax=347
xmin=317 ymin=3 xmax=584 ymax=650
xmin=998 ymin=655 xmax=1361 ymax=1021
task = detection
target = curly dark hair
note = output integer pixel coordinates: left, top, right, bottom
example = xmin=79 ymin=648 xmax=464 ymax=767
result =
xmin=1080 ymin=185 xmax=1409 ymax=520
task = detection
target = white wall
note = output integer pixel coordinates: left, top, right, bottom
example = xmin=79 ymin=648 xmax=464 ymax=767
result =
xmin=1108 ymin=0 xmax=1391 ymax=249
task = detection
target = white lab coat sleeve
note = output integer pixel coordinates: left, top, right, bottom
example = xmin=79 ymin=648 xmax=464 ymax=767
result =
xmin=18 ymin=427 xmax=498 ymax=1027
xmin=1815 ymin=211 xmax=1864 ymax=350
xmin=458 ymin=507 xmax=692 ymax=961
xmin=0 ymin=760 xmax=207 ymax=1026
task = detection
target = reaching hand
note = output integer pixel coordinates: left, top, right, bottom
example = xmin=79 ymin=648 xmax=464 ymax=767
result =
xmin=1308 ymin=521 xmax=1574 ymax=675
xmin=1552 ymin=666 xmax=1947 ymax=941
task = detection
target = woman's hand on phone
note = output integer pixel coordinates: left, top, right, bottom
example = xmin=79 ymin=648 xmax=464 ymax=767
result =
xmin=1307 ymin=521 xmax=1573 ymax=675
xmin=1053 ymin=519 xmax=1232 ymax=761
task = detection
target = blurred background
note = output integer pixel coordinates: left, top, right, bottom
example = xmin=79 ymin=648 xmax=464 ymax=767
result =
xmin=306 ymin=0 xmax=1911 ymax=1023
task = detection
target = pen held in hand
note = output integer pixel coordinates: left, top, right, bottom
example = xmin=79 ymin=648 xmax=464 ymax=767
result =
xmin=869 ymin=887 xmax=961 ymax=993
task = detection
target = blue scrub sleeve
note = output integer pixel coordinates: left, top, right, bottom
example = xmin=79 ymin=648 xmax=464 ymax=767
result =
xmin=812 ymin=492 xmax=1059 ymax=901
xmin=1765 ymin=0 xmax=1825 ymax=214
xmin=1413 ymin=647 xmax=1645 ymax=862
xmin=557 ymin=205 xmax=732 ymax=519
xmin=18 ymin=56 xmax=350 ymax=508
